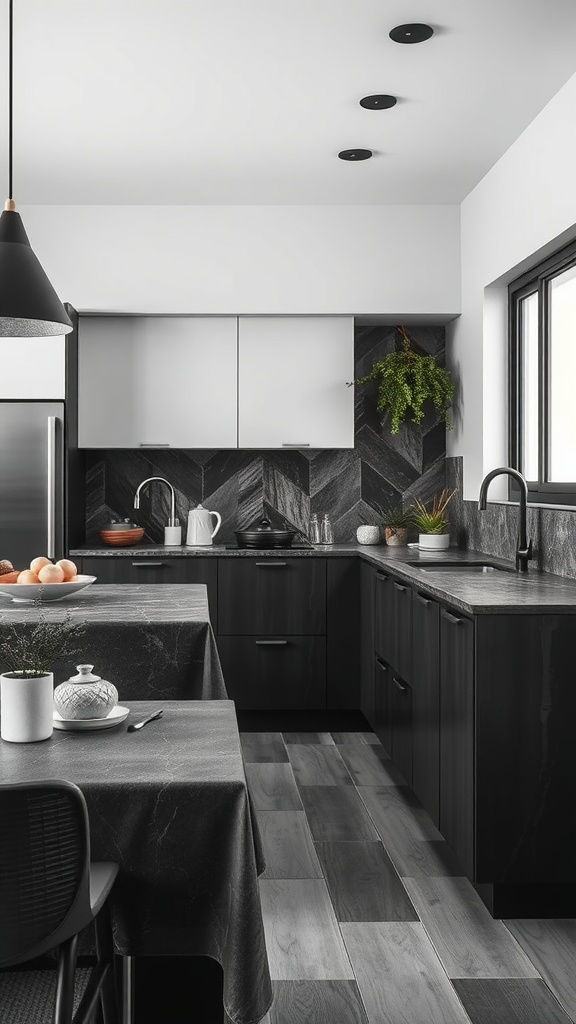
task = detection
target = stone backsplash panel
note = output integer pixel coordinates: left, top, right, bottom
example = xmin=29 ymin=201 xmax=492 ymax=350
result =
xmin=447 ymin=456 xmax=576 ymax=579
xmin=85 ymin=325 xmax=447 ymax=544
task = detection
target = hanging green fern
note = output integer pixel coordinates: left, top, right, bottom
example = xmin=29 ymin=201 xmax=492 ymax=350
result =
xmin=350 ymin=325 xmax=455 ymax=435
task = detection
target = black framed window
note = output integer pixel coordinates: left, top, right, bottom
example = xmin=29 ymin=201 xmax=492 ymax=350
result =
xmin=509 ymin=237 xmax=576 ymax=505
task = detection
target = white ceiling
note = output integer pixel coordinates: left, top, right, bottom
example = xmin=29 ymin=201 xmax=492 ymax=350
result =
xmin=3 ymin=0 xmax=576 ymax=205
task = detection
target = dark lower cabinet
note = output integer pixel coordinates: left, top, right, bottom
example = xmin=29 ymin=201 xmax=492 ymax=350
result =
xmin=216 ymin=635 xmax=326 ymax=710
xmin=360 ymin=562 xmax=376 ymax=725
xmin=440 ymin=607 xmax=475 ymax=880
xmin=390 ymin=672 xmax=413 ymax=785
xmin=218 ymin=558 xmax=326 ymax=635
xmin=412 ymin=590 xmax=440 ymax=826
xmin=327 ymin=558 xmax=360 ymax=709
xmin=374 ymin=656 xmax=412 ymax=784
xmin=374 ymin=657 xmax=392 ymax=755
xmin=375 ymin=570 xmax=412 ymax=683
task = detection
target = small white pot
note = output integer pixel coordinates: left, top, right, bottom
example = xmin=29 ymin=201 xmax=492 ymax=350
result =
xmin=418 ymin=533 xmax=450 ymax=551
xmin=1 ymin=671 xmax=54 ymax=743
xmin=356 ymin=525 xmax=381 ymax=545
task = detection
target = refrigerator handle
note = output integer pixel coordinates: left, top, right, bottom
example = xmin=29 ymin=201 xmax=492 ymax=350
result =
xmin=47 ymin=416 xmax=57 ymax=559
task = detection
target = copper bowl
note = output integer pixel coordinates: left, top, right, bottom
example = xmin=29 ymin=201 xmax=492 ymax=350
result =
xmin=98 ymin=527 xmax=145 ymax=547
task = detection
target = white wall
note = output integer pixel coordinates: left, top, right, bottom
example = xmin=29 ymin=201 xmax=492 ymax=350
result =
xmin=449 ymin=71 xmax=576 ymax=499
xmin=20 ymin=204 xmax=460 ymax=317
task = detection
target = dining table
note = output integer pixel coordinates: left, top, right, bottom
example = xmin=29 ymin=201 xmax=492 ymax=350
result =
xmin=0 ymin=699 xmax=273 ymax=1024
xmin=0 ymin=583 xmax=227 ymax=701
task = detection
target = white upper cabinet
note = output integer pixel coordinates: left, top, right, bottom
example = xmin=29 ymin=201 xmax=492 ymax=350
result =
xmin=238 ymin=316 xmax=354 ymax=448
xmin=78 ymin=316 xmax=238 ymax=448
xmin=0 ymin=336 xmax=65 ymax=398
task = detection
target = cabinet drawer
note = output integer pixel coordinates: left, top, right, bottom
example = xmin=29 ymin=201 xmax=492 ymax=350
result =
xmin=374 ymin=571 xmax=412 ymax=682
xmin=217 ymin=559 xmax=326 ymax=635
xmin=391 ymin=671 xmax=413 ymax=786
xmin=216 ymin=635 xmax=326 ymax=710
xmin=79 ymin=557 xmax=218 ymax=625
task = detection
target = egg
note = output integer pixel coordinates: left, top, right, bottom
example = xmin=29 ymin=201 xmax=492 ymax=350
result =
xmin=56 ymin=558 xmax=78 ymax=581
xmin=17 ymin=570 xmax=40 ymax=584
xmin=30 ymin=556 xmax=52 ymax=575
xmin=38 ymin=563 xmax=65 ymax=584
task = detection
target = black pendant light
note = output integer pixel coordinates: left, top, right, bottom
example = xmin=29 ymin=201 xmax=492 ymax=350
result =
xmin=0 ymin=0 xmax=72 ymax=336
xmin=338 ymin=149 xmax=373 ymax=161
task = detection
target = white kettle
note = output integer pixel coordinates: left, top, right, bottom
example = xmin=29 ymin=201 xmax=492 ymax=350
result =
xmin=186 ymin=504 xmax=222 ymax=546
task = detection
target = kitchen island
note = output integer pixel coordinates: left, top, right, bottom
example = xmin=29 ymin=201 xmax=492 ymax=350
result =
xmin=0 ymin=583 xmax=227 ymax=701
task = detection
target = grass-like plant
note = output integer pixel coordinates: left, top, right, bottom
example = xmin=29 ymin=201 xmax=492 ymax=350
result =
xmin=350 ymin=325 xmax=455 ymax=435
xmin=0 ymin=604 xmax=86 ymax=677
xmin=410 ymin=489 xmax=457 ymax=534
xmin=378 ymin=504 xmax=412 ymax=528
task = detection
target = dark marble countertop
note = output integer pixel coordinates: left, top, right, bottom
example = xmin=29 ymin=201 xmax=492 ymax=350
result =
xmin=71 ymin=543 xmax=356 ymax=557
xmin=355 ymin=547 xmax=576 ymax=614
xmin=68 ymin=545 xmax=576 ymax=614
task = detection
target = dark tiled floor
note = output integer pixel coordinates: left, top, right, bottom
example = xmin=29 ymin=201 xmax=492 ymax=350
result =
xmin=134 ymin=720 xmax=576 ymax=1024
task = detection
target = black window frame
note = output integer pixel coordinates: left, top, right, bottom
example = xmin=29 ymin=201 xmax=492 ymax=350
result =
xmin=509 ymin=236 xmax=576 ymax=506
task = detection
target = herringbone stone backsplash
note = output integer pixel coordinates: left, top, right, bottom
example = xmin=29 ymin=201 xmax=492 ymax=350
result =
xmin=85 ymin=325 xmax=447 ymax=543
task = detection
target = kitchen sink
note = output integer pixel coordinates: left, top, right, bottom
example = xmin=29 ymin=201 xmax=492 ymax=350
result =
xmin=405 ymin=561 xmax=515 ymax=574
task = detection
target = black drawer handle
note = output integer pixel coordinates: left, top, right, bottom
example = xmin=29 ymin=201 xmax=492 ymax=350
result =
xmin=255 ymin=562 xmax=288 ymax=567
xmin=415 ymin=592 xmax=431 ymax=606
xmin=255 ymin=639 xmax=288 ymax=646
xmin=443 ymin=610 xmax=463 ymax=626
xmin=376 ymin=573 xmax=388 ymax=582
xmin=131 ymin=562 xmax=166 ymax=567
xmin=375 ymin=657 xmax=388 ymax=671
xmin=393 ymin=582 xmax=407 ymax=592
xmin=393 ymin=676 xmax=408 ymax=692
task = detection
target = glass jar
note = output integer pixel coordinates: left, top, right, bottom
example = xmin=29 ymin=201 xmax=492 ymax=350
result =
xmin=308 ymin=513 xmax=321 ymax=544
xmin=320 ymin=514 xmax=334 ymax=544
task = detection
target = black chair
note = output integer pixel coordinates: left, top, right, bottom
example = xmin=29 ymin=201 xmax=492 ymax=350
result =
xmin=0 ymin=779 xmax=119 ymax=1024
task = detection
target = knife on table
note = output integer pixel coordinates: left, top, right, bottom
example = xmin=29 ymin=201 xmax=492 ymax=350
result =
xmin=127 ymin=709 xmax=164 ymax=732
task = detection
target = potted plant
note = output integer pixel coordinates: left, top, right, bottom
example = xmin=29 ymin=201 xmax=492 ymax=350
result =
xmin=378 ymin=504 xmax=411 ymax=547
xmin=409 ymin=489 xmax=457 ymax=551
xmin=0 ymin=607 xmax=85 ymax=743
xmin=349 ymin=324 xmax=455 ymax=435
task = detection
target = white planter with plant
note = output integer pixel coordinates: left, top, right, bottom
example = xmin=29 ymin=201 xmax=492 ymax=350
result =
xmin=0 ymin=607 xmax=85 ymax=743
xmin=410 ymin=489 xmax=456 ymax=551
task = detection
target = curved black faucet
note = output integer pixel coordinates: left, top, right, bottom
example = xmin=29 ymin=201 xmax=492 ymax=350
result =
xmin=478 ymin=467 xmax=533 ymax=572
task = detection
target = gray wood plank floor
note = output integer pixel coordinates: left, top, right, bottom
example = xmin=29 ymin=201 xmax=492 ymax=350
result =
xmin=453 ymin=979 xmax=574 ymax=1024
xmin=403 ymin=876 xmax=539 ymax=979
xmin=240 ymin=728 xmax=576 ymax=1024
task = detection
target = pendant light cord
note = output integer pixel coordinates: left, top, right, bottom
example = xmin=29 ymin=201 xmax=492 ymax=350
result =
xmin=8 ymin=0 xmax=13 ymax=199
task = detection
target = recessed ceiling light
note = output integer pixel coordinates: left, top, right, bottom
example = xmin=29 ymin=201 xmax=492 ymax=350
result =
xmin=359 ymin=95 xmax=397 ymax=110
xmin=389 ymin=23 xmax=434 ymax=44
xmin=338 ymin=149 xmax=373 ymax=161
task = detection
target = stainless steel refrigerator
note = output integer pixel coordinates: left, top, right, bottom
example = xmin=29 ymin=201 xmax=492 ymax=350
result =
xmin=0 ymin=402 xmax=65 ymax=569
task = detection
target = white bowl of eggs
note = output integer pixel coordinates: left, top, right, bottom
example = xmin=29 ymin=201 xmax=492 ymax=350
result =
xmin=0 ymin=557 xmax=96 ymax=603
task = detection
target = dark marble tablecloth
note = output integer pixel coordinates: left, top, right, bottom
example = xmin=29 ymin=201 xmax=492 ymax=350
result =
xmin=0 ymin=700 xmax=272 ymax=1024
xmin=0 ymin=584 xmax=227 ymax=701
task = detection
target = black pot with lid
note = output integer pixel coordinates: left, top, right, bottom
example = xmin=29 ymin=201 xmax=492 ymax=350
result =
xmin=234 ymin=517 xmax=296 ymax=549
